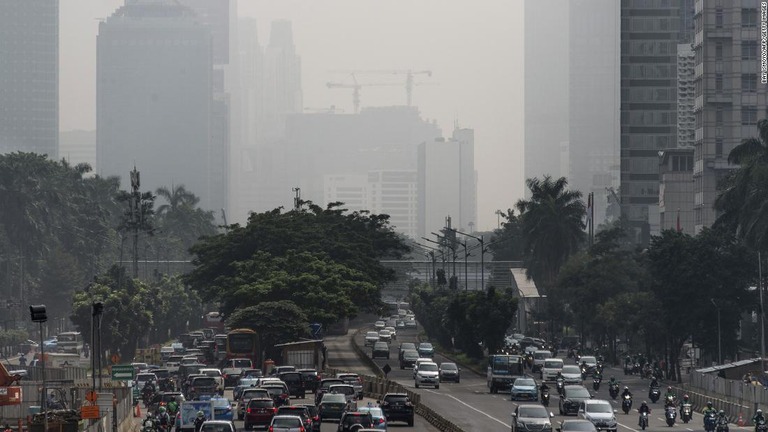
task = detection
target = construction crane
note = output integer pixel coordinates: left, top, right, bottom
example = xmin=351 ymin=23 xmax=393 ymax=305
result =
xmin=330 ymin=69 xmax=432 ymax=106
xmin=326 ymin=74 xmax=400 ymax=114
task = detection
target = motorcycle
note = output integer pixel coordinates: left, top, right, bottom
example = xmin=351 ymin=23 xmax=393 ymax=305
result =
xmin=665 ymin=405 xmax=677 ymax=427
xmin=633 ymin=362 xmax=642 ymax=375
xmin=704 ymin=412 xmax=717 ymax=432
xmin=609 ymin=383 xmax=619 ymax=400
xmin=593 ymin=377 xmax=601 ymax=391
xmin=556 ymin=378 xmax=565 ymax=396
xmin=622 ymin=394 xmax=633 ymax=414
xmin=716 ymin=416 xmax=729 ymax=432
xmin=623 ymin=363 xmax=633 ymax=376
xmin=639 ymin=411 xmax=650 ymax=430
xmin=681 ymin=403 xmax=693 ymax=423
xmin=649 ymin=387 xmax=661 ymax=403
xmin=141 ymin=416 xmax=157 ymax=432
xmin=541 ymin=388 xmax=550 ymax=407
xmin=756 ymin=418 xmax=767 ymax=432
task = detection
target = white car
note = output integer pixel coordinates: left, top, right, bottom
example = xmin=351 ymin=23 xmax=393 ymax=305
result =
xmin=579 ymin=399 xmax=618 ymax=432
xmin=364 ymin=331 xmax=380 ymax=347
xmin=384 ymin=326 xmax=397 ymax=340
xmin=378 ymin=329 xmax=392 ymax=343
xmin=405 ymin=317 xmax=416 ymax=328
xmin=412 ymin=358 xmax=434 ymax=378
xmin=541 ymin=358 xmax=564 ymax=381
xmin=134 ymin=372 xmax=157 ymax=389
xmin=200 ymin=368 xmax=224 ymax=393
xmin=374 ymin=321 xmax=386 ymax=330
xmin=560 ymin=365 xmax=584 ymax=384
xmin=414 ymin=361 xmax=440 ymax=389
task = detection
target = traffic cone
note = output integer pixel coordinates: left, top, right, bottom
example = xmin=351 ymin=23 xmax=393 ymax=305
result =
xmin=738 ymin=413 xmax=745 ymax=427
xmin=135 ymin=403 xmax=141 ymax=418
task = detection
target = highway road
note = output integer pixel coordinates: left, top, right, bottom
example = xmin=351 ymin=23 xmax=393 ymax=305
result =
xmin=358 ymin=325 xmax=755 ymax=432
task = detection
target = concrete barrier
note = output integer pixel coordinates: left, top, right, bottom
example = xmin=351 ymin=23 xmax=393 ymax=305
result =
xmin=671 ymin=385 xmax=752 ymax=426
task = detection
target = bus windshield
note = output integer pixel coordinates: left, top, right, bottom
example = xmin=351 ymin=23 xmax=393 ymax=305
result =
xmin=491 ymin=355 xmax=521 ymax=375
xmin=228 ymin=333 xmax=255 ymax=353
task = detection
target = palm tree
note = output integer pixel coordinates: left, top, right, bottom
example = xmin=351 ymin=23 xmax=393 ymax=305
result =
xmin=154 ymin=184 xmax=215 ymax=258
xmin=515 ymin=176 xmax=586 ymax=294
xmin=715 ymin=119 xmax=768 ymax=250
xmin=155 ymin=184 xmax=199 ymax=216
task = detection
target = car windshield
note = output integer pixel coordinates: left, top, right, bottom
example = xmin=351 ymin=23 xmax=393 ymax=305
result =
xmin=519 ymin=406 xmax=548 ymax=418
xmin=419 ymin=343 xmax=433 ymax=349
xmin=545 ymin=360 xmax=563 ymax=368
xmin=248 ymin=400 xmax=273 ymax=408
xmin=343 ymin=414 xmax=371 ymax=425
xmin=272 ymin=417 xmax=302 ymax=427
xmin=419 ymin=363 xmax=438 ymax=372
xmin=587 ymin=403 xmax=612 ymax=413
xmin=200 ymin=424 xmax=231 ymax=432
xmin=329 ymin=386 xmax=354 ymax=395
xmin=567 ymin=387 xmax=591 ymax=398
xmin=321 ymin=380 xmax=343 ymax=390
xmin=534 ymin=352 xmax=550 ymax=359
xmin=264 ymin=387 xmax=284 ymax=397
xmin=243 ymin=390 xmax=268 ymax=399
xmin=562 ymin=366 xmax=581 ymax=374
xmin=580 ymin=356 xmax=597 ymax=364
xmin=322 ymin=394 xmax=346 ymax=403
xmin=359 ymin=407 xmax=383 ymax=417
xmin=515 ymin=379 xmax=536 ymax=387
xmin=203 ymin=370 xmax=221 ymax=377
xmin=231 ymin=359 xmax=251 ymax=368
xmin=400 ymin=343 xmax=416 ymax=350
xmin=441 ymin=363 xmax=457 ymax=370
xmin=563 ymin=421 xmax=599 ymax=431
xmin=366 ymin=332 xmax=378 ymax=337
xmin=404 ymin=350 xmax=419 ymax=359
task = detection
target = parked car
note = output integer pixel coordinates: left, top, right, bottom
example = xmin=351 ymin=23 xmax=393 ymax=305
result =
xmin=318 ymin=393 xmax=348 ymax=422
xmin=372 ymin=342 xmax=390 ymax=359
xmin=417 ymin=342 xmax=434 ymax=358
xmin=511 ymin=404 xmax=554 ymax=432
xmin=380 ymin=393 xmax=414 ymax=426
xmin=439 ymin=362 xmax=460 ymax=383
xmin=243 ymin=398 xmax=276 ymax=430
xmin=364 ymin=332 xmax=380 ymax=347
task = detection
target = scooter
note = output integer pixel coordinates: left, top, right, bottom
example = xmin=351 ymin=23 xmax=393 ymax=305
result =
xmin=556 ymin=378 xmax=565 ymax=396
xmin=665 ymin=405 xmax=677 ymax=427
xmin=541 ymin=388 xmax=550 ymax=407
xmin=639 ymin=411 xmax=650 ymax=430
xmin=609 ymin=383 xmax=619 ymax=400
xmin=593 ymin=377 xmax=601 ymax=391
xmin=622 ymin=395 xmax=633 ymax=414
xmin=704 ymin=412 xmax=717 ymax=432
xmin=649 ymin=387 xmax=660 ymax=403
xmin=681 ymin=403 xmax=692 ymax=423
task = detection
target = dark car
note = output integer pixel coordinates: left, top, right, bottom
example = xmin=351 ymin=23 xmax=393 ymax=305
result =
xmin=315 ymin=378 xmax=344 ymax=405
xmin=243 ymin=398 xmax=276 ymax=430
xmin=558 ymin=420 xmax=599 ymax=432
xmin=298 ymin=404 xmax=321 ymax=432
xmin=242 ymin=368 xmax=263 ymax=379
xmin=150 ymin=368 xmax=174 ymax=391
xmin=278 ymin=371 xmax=306 ymax=398
xmin=338 ymin=411 xmax=374 ymax=431
xmin=262 ymin=384 xmax=291 ymax=407
xmin=298 ymin=369 xmax=320 ymax=393
xmin=380 ymin=393 xmax=414 ymax=426
xmin=372 ymin=342 xmax=390 ymax=359
xmin=237 ymin=388 xmax=270 ymax=420
xmin=276 ymin=405 xmax=313 ymax=431
xmin=318 ymin=393 xmax=348 ymax=422
xmin=398 ymin=342 xmax=416 ymax=360
xmin=399 ymin=349 xmax=419 ymax=370
xmin=417 ymin=342 xmax=434 ymax=358
xmin=559 ymin=385 xmax=593 ymax=416
xmin=187 ymin=376 xmax=218 ymax=400
xmin=439 ymin=362 xmax=460 ymax=383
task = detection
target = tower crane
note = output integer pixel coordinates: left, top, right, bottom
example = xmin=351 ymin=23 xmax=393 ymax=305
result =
xmin=329 ymin=69 xmax=433 ymax=106
xmin=325 ymin=74 xmax=399 ymax=114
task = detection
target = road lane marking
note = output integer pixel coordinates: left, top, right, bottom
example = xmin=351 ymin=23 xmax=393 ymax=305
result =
xmin=424 ymin=389 xmax=509 ymax=427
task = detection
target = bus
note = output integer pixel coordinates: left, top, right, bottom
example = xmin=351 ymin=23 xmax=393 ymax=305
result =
xmin=204 ymin=312 xmax=226 ymax=333
xmin=213 ymin=334 xmax=227 ymax=362
xmin=487 ymin=354 xmax=524 ymax=393
xmin=225 ymin=329 xmax=259 ymax=365
xmin=56 ymin=332 xmax=83 ymax=355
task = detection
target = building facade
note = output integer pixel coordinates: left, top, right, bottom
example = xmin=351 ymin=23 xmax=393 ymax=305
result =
xmin=677 ymin=43 xmax=696 ymax=148
xmin=367 ymin=170 xmax=419 ymax=240
xmin=323 ymin=174 xmax=368 ymax=213
xmin=659 ymin=147 xmax=695 ymax=234
xmin=0 ymin=0 xmax=58 ymax=158
xmin=693 ymin=0 xmax=768 ymax=231
xmin=97 ymin=1 xmax=223 ymax=212
xmin=620 ymin=0 xmax=694 ymax=244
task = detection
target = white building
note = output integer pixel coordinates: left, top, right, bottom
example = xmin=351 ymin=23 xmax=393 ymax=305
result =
xmin=417 ymin=128 xmax=477 ymax=238
xmin=323 ymin=174 xmax=368 ymax=213
xmin=368 ymin=170 xmax=418 ymax=239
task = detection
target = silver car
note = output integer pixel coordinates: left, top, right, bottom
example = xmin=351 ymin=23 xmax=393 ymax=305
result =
xmin=579 ymin=399 xmax=618 ymax=432
xmin=269 ymin=415 xmax=304 ymax=432
xmin=511 ymin=404 xmax=554 ymax=432
xmin=561 ymin=365 xmax=583 ymax=384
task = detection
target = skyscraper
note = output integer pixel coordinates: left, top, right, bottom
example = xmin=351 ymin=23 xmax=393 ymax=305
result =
xmin=0 ymin=0 xmax=59 ymax=158
xmin=97 ymin=1 xmax=223 ymax=212
xmin=568 ymin=0 xmax=620 ymax=226
xmin=692 ymin=0 xmax=768 ymax=231
xmin=620 ymin=0 xmax=693 ymax=244
xmin=262 ymin=20 xmax=303 ymax=143
xmin=524 ymin=0 xmax=569 ymax=191
xmin=677 ymin=43 xmax=696 ymax=148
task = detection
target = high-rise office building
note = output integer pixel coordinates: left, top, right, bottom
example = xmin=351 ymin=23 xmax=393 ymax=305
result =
xmin=677 ymin=43 xmax=696 ymax=148
xmin=620 ymin=0 xmax=694 ymax=244
xmin=323 ymin=174 xmax=368 ymax=213
xmin=417 ymin=128 xmax=477 ymax=238
xmin=97 ymin=1 xmax=224 ymax=212
xmin=524 ymin=0 xmax=569 ymax=191
xmin=262 ymin=20 xmax=303 ymax=143
xmin=569 ymin=0 xmax=620 ymax=227
xmin=692 ymin=0 xmax=768 ymax=231
xmin=0 ymin=0 xmax=58 ymax=158
xmin=367 ymin=170 xmax=419 ymax=239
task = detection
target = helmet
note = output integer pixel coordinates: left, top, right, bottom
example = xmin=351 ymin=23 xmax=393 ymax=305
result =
xmin=683 ymin=394 xmax=689 ymax=400
xmin=197 ymin=411 xmax=204 ymax=418
xmin=158 ymin=407 xmax=166 ymax=413
xmin=758 ymin=409 xmax=763 ymax=414
xmin=707 ymin=401 xmax=713 ymax=408
xmin=719 ymin=410 xmax=725 ymax=415
xmin=642 ymin=401 xmax=648 ymax=406
xmin=624 ymin=386 xmax=629 ymax=390
xmin=667 ymin=386 xmax=672 ymax=391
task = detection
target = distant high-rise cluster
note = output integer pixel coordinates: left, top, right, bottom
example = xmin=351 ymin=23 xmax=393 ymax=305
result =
xmin=677 ymin=43 xmax=696 ymax=149
xmin=0 ymin=0 xmax=59 ymax=159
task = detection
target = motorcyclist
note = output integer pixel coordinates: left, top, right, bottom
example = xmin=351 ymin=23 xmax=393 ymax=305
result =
xmin=193 ymin=411 xmax=206 ymax=432
xmin=649 ymin=376 xmax=659 ymax=389
xmin=638 ymin=401 xmax=651 ymax=426
xmin=156 ymin=407 xmax=171 ymax=432
xmin=680 ymin=394 xmax=692 ymax=412
xmin=609 ymin=376 xmax=619 ymax=387
xmin=717 ymin=410 xmax=728 ymax=425
xmin=753 ymin=409 xmax=765 ymax=430
xmin=664 ymin=386 xmax=677 ymax=406
xmin=143 ymin=413 xmax=156 ymax=432
xmin=621 ymin=386 xmax=633 ymax=399
xmin=540 ymin=381 xmax=550 ymax=397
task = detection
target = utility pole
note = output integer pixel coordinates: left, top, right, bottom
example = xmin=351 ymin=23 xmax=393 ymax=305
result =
xmin=452 ymin=228 xmax=485 ymax=291
xmin=760 ymin=251 xmax=765 ymax=371
xmin=292 ymin=188 xmax=301 ymax=210
xmin=129 ymin=167 xmax=141 ymax=278
xmin=459 ymin=241 xmax=469 ymax=291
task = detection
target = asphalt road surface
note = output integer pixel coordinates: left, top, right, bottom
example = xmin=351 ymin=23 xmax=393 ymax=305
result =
xmin=359 ymin=325 xmax=756 ymax=432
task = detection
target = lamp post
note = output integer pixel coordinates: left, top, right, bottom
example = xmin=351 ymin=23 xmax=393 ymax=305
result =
xmin=422 ymin=235 xmax=456 ymax=279
xmin=415 ymin=243 xmax=444 ymax=287
xmin=458 ymin=240 xmax=470 ymax=291
xmin=759 ymin=251 xmax=765 ymax=372
xmin=29 ymin=305 xmax=47 ymax=432
xmin=710 ymin=298 xmax=722 ymax=364
xmin=451 ymin=229 xmax=485 ymax=291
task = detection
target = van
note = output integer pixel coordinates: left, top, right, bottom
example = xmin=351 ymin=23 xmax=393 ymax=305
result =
xmin=540 ymin=358 xmax=564 ymax=382
xmin=532 ymin=350 xmax=554 ymax=372
xmin=160 ymin=346 xmax=175 ymax=362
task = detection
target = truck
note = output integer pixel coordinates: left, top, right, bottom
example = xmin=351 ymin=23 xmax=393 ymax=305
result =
xmin=487 ymin=354 xmax=524 ymax=394
xmin=177 ymin=401 xmax=214 ymax=431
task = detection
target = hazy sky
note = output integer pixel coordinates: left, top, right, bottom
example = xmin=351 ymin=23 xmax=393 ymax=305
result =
xmin=60 ymin=0 xmax=524 ymax=231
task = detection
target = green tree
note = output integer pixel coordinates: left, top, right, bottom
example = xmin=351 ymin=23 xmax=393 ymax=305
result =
xmin=154 ymin=184 xmax=216 ymax=259
xmin=227 ymin=301 xmax=309 ymax=360
xmin=488 ymin=209 xmax=525 ymax=261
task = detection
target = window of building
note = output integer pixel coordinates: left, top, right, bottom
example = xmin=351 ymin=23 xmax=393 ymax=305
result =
xmin=742 ymin=41 xmax=758 ymax=60
xmin=716 ymin=107 xmax=724 ymax=124
xmin=715 ymin=43 xmax=723 ymax=60
xmin=715 ymin=8 xmax=724 ymax=28
xmin=742 ymin=106 xmax=758 ymax=125
xmin=715 ymin=74 xmax=723 ymax=92
xmin=742 ymin=73 xmax=757 ymax=92
xmin=715 ymin=138 xmax=723 ymax=158
xmin=742 ymin=9 xmax=757 ymax=27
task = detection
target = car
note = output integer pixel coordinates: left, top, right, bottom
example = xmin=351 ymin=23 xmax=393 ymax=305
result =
xmin=278 ymin=371 xmax=306 ymax=398
xmin=315 ymin=378 xmax=345 ymax=405
xmin=417 ymin=342 xmax=434 ymax=358
xmin=384 ymin=326 xmax=397 ymax=340
xmin=298 ymin=368 xmax=321 ymax=393
xmin=237 ymin=388 xmax=270 ymax=420
xmin=270 ymin=365 xmax=296 ymax=376
xmin=399 ymin=349 xmax=419 ymax=370
xmin=233 ymin=379 xmax=261 ymax=401
xmin=268 ymin=414 xmax=304 ymax=432
xmin=243 ymin=397 xmax=276 ymax=430
xmin=510 ymin=377 xmax=539 ymax=401
xmin=210 ymin=396 xmax=234 ymax=421
xmin=328 ymin=384 xmax=358 ymax=408
xmin=276 ymin=405 xmax=313 ymax=431
xmin=199 ymin=420 xmax=236 ymax=432
xmin=165 ymin=355 xmax=184 ymax=373
xmin=396 ymin=320 xmax=405 ymax=329
xmin=404 ymin=318 xmax=416 ymax=328
xmin=439 ymin=362 xmax=460 ymax=383
xmin=222 ymin=358 xmax=253 ymax=387
xmin=414 ymin=361 xmax=439 ymax=389
xmin=336 ymin=373 xmax=363 ymax=399
xmin=262 ymin=383 xmax=291 ymax=407
xmin=541 ymin=358 xmax=565 ymax=381
xmin=318 ymin=393 xmax=349 ymax=422
xmin=412 ymin=357 xmax=434 ymax=378
xmin=398 ymin=342 xmax=416 ymax=359
xmin=533 ymin=350 xmax=554 ymax=373
xmin=559 ymin=385 xmax=593 ymax=416
xmin=380 ymin=393 xmax=414 ymax=426
xmin=297 ymin=404 xmax=321 ymax=432
xmin=135 ymin=372 xmax=158 ymax=389
xmin=356 ymin=405 xmax=387 ymax=430
xmin=149 ymin=368 xmax=174 ymax=391
xmin=373 ymin=321 xmax=386 ymax=330
xmin=338 ymin=411 xmax=374 ymax=431
xmin=557 ymin=419 xmax=599 ymax=432
xmin=200 ymin=368 xmax=225 ymax=394
xmin=511 ymin=404 xmax=554 ymax=432
xmin=364 ymin=332 xmax=380 ymax=347
xmin=372 ymin=342 xmax=390 ymax=359
xmin=561 ymin=365 xmax=584 ymax=384
xmin=187 ymin=376 xmax=218 ymax=399
xmin=378 ymin=330 xmax=392 ymax=343
xmin=578 ymin=356 xmax=598 ymax=376
xmin=579 ymin=399 xmax=618 ymax=432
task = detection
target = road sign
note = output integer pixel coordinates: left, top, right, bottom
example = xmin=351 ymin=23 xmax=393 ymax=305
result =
xmin=81 ymin=405 xmax=99 ymax=419
xmin=86 ymin=391 xmax=98 ymax=403
xmin=110 ymin=354 xmax=120 ymax=364
xmin=111 ymin=365 xmax=134 ymax=381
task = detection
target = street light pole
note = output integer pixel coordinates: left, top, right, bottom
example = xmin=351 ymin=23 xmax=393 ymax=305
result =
xmin=450 ymin=229 xmax=485 ymax=291
xmin=760 ymin=251 xmax=765 ymax=371
xmin=424 ymin=235 xmax=456 ymax=280
xmin=710 ymin=298 xmax=722 ymax=364
xmin=459 ymin=241 xmax=469 ymax=291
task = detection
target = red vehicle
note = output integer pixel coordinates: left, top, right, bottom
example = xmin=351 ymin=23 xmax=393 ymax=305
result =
xmin=244 ymin=398 xmax=276 ymax=430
